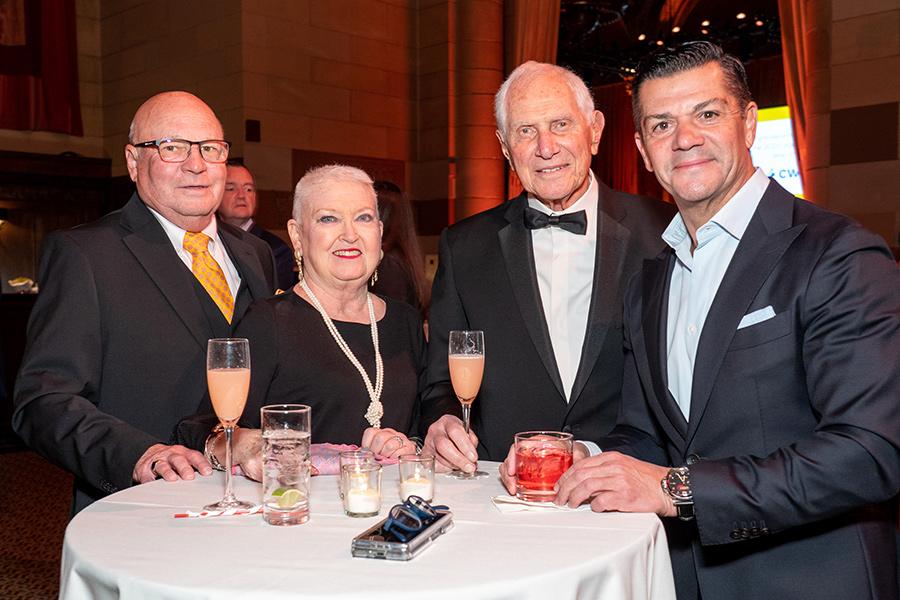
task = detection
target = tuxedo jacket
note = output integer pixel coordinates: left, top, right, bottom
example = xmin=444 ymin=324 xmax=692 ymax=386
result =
xmin=605 ymin=180 xmax=900 ymax=600
xmin=13 ymin=194 xmax=276 ymax=513
xmin=248 ymin=222 xmax=295 ymax=291
xmin=421 ymin=184 xmax=675 ymax=460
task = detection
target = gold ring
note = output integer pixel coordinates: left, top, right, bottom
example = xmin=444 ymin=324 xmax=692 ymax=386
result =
xmin=150 ymin=459 xmax=161 ymax=477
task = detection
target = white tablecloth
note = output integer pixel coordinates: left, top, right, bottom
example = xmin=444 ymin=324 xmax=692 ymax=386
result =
xmin=61 ymin=462 xmax=675 ymax=600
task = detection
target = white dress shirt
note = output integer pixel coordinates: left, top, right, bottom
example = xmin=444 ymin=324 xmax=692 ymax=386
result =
xmin=664 ymin=168 xmax=770 ymax=419
xmin=527 ymin=172 xmax=598 ymax=401
xmin=147 ymin=207 xmax=242 ymax=298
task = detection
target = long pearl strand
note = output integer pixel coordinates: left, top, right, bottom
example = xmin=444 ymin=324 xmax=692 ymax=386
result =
xmin=299 ymin=280 xmax=384 ymax=428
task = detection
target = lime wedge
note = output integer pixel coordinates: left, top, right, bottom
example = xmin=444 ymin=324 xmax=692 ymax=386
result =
xmin=272 ymin=487 xmax=303 ymax=509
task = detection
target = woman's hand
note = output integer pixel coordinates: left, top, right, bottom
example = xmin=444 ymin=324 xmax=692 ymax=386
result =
xmin=361 ymin=427 xmax=418 ymax=459
xmin=211 ymin=428 xmax=264 ymax=482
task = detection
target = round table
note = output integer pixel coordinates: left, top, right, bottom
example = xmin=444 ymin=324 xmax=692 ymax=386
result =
xmin=61 ymin=462 xmax=676 ymax=600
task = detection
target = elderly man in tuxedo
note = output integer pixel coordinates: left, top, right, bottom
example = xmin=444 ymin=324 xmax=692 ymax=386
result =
xmin=420 ymin=61 xmax=674 ymax=472
xmin=550 ymin=42 xmax=900 ymax=599
xmin=13 ymin=92 xmax=276 ymax=514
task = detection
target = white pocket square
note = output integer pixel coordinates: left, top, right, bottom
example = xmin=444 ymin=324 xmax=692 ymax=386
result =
xmin=738 ymin=305 xmax=776 ymax=329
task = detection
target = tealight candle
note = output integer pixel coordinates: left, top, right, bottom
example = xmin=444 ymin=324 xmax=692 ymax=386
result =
xmin=400 ymin=476 xmax=434 ymax=502
xmin=341 ymin=463 xmax=382 ymax=517
xmin=398 ymin=454 xmax=436 ymax=502
xmin=346 ymin=488 xmax=381 ymax=515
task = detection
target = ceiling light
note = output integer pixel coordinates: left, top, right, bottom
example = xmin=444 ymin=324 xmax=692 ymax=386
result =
xmin=736 ymin=12 xmax=747 ymax=19
xmin=656 ymin=40 xmax=664 ymax=46
xmin=672 ymin=26 xmax=680 ymax=33
xmin=701 ymin=20 xmax=710 ymax=27
xmin=701 ymin=29 xmax=709 ymax=35
xmin=638 ymin=33 xmax=646 ymax=41
xmin=755 ymin=19 xmax=764 ymax=26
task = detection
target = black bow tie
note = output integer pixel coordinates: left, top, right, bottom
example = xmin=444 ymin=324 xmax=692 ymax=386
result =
xmin=523 ymin=206 xmax=588 ymax=235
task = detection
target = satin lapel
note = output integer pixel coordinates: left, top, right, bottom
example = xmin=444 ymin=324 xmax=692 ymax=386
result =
xmin=119 ymin=195 xmax=212 ymax=350
xmin=685 ymin=184 xmax=805 ymax=444
xmin=642 ymin=251 xmax=689 ymax=439
xmin=567 ymin=188 xmax=629 ymax=407
xmin=498 ymin=195 xmax=566 ymax=399
xmin=219 ymin=225 xmax=271 ymax=315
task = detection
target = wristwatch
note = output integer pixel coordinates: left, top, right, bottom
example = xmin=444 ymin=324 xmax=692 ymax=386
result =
xmin=661 ymin=466 xmax=694 ymax=521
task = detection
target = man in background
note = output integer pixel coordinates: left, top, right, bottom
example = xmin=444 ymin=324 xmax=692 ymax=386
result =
xmin=218 ymin=163 xmax=295 ymax=290
xmin=13 ymin=92 xmax=277 ymax=513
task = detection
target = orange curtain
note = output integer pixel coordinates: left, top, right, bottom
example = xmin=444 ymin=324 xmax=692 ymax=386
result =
xmin=503 ymin=0 xmax=560 ymax=199
xmin=0 ymin=0 xmax=82 ymax=135
xmin=777 ymin=0 xmax=810 ymax=192
xmin=592 ymin=82 xmax=665 ymax=200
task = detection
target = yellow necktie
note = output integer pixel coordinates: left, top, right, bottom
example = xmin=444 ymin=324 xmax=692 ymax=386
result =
xmin=182 ymin=231 xmax=234 ymax=323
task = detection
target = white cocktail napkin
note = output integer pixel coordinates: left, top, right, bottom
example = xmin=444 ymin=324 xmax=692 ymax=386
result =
xmin=491 ymin=495 xmax=590 ymax=513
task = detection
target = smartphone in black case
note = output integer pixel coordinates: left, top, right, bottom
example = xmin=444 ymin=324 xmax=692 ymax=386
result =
xmin=350 ymin=511 xmax=453 ymax=560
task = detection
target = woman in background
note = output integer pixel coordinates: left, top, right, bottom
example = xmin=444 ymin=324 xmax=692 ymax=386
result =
xmin=371 ymin=180 xmax=430 ymax=318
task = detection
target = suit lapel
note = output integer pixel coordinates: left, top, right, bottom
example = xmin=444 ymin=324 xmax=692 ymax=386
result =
xmin=219 ymin=222 xmax=271 ymax=319
xmin=568 ymin=184 xmax=629 ymax=406
xmin=685 ymin=182 xmax=805 ymax=444
xmin=642 ymin=251 xmax=689 ymax=439
xmin=498 ymin=194 xmax=566 ymax=400
xmin=119 ymin=194 xmax=212 ymax=350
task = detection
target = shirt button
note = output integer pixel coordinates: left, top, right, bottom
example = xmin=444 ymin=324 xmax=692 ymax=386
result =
xmin=688 ymin=325 xmax=697 ymax=334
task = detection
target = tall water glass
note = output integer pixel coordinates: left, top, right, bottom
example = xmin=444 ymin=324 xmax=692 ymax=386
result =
xmin=261 ymin=404 xmax=312 ymax=526
xmin=204 ymin=338 xmax=253 ymax=511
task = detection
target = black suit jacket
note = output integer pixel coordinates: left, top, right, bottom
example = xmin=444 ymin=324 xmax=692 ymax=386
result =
xmin=421 ymin=183 xmax=675 ymax=459
xmin=249 ymin=221 xmax=295 ymax=291
xmin=605 ymin=180 xmax=900 ymax=600
xmin=12 ymin=194 xmax=276 ymax=513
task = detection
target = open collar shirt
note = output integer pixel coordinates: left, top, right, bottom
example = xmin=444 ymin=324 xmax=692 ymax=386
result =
xmin=663 ymin=167 xmax=769 ymax=419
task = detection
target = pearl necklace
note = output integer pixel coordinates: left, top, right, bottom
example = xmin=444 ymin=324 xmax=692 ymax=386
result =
xmin=300 ymin=280 xmax=384 ymax=428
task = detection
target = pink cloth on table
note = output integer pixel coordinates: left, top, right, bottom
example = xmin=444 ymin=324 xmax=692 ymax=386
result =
xmin=310 ymin=443 xmax=399 ymax=476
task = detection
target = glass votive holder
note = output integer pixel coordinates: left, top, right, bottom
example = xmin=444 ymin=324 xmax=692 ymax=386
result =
xmin=338 ymin=450 xmax=375 ymax=499
xmin=341 ymin=463 xmax=382 ymax=517
xmin=398 ymin=454 xmax=435 ymax=502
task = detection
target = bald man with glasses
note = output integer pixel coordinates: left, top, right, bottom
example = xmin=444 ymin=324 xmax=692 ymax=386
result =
xmin=13 ymin=91 xmax=277 ymax=514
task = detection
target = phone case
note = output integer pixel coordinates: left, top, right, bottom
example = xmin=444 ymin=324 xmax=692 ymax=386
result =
xmin=350 ymin=511 xmax=454 ymax=560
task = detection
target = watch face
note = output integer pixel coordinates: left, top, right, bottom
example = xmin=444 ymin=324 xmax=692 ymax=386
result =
xmin=667 ymin=469 xmax=692 ymax=500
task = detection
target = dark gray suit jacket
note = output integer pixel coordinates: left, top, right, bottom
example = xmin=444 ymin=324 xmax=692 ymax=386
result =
xmin=13 ymin=194 xmax=276 ymax=513
xmin=421 ymin=183 xmax=675 ymax=460
xmin=248 ymin=221 xmax=295 ymax=291
xmin=605 ymin=180 xmax=900 ymax=599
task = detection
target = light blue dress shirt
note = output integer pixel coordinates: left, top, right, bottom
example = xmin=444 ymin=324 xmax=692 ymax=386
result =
xmin=664 ymin=168 xmax=770 ymax=419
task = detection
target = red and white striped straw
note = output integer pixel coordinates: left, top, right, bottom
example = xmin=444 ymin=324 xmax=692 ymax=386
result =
xmin=174 ymin=505 xmax=263 ymax=519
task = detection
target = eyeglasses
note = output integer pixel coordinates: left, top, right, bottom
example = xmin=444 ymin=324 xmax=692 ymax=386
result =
xmin=383 ymin=495 xmax=449 ymax=542
xmin=132 ymin=138 xmax=231 ymax=163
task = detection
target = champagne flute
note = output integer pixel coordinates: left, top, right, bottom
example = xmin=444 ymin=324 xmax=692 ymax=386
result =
xmin=448 ymin=330 xmax=488 ymax=479
xmin=204 ymin=338 xmax=254 ymax=511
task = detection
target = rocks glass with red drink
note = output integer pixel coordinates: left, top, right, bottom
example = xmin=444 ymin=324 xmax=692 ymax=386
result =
xmin=514 ymin=431 xmax=574 ymax=502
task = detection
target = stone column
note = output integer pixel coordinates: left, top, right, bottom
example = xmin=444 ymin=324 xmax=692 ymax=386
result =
xmin=451 ymin=0 xmax=506 ymax=221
